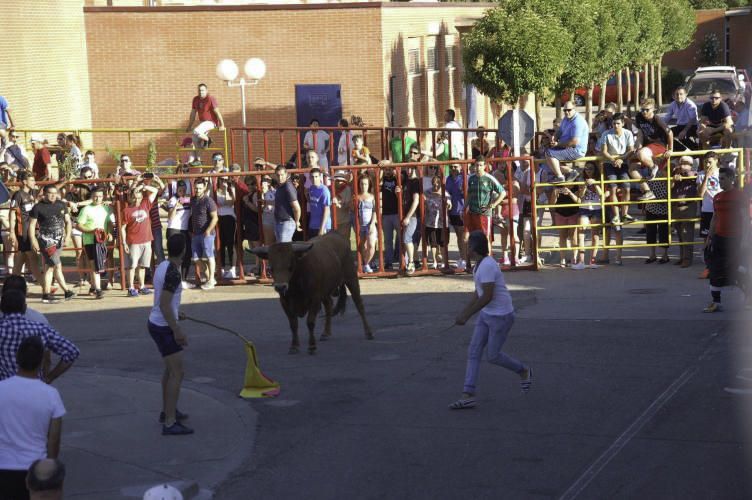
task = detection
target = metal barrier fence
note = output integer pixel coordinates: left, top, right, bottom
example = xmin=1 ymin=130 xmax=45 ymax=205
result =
xmin=13 ymin=128 xmax=230 ymax=175
xmin=532 ymin=148 xmax=747 ymax=261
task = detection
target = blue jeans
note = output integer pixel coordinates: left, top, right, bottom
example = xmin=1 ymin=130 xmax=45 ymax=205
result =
xmin=463 ymin=311 xmax=523 ymax=395
xmin=275 ymin=220 xmax=297 ymax=243
xmin=381 ymin=214 xmax=400 ymax=265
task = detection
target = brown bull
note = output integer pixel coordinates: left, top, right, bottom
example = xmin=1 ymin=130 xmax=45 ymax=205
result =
xmin=249 ymin=232 xmax=373 ymax=354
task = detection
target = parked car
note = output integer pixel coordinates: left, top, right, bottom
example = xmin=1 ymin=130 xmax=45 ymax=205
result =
xmin=560 ymin=72 xmax=646 ymax=106
xmin=686 ymin=66 xmax=746 ymax=107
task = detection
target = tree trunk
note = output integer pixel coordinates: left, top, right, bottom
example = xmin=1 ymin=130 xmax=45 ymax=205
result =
xmin=643 ymin=63 xmax=649 ymax=100
xmin=617 ymin=70 xmax=624 ymax=112
xmin=535 ymin=93 xmax=542 ymax=132
xmin=555 ymin=96 xmax=562 ymax=121
xmin=585 ymin=86 xmax=593 ymax=128
xmin=599 ymin=78 xmax=607 ymax=110
xmin=651 ymin=63 xmax=657 ymax=98
xmin=634 ymin=68 xmax=640 ymax=106
xmin=625 ymin=68 xmax=632 ymax=107
xmin=657 ymin=58 xmax=663 ymax=109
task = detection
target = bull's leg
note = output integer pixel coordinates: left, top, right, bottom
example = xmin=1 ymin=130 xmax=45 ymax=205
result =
xmin=320 ymin=296 xmax=333 ymax=341
xmin=282 ymin=299 xmax=300 ymax=354
xmin=345 ymin=278 xmax=374 ymax=340
xmin=306 ymin=305 xmax=320 ymax=355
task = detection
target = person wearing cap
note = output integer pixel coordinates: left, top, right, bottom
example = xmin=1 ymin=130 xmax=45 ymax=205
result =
xmin=30 ymin=135 xmax=52 ymax=182
xmin=671 ymin=155 xmax=698 ymax=268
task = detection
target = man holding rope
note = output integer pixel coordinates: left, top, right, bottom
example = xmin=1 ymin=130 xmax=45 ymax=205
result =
xmin=148 ymin=234 xmax=192 ymax=435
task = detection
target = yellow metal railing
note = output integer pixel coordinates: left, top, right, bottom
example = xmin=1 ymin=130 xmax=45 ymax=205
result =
xmin=532 ymin=148 xmax=746 ymax=255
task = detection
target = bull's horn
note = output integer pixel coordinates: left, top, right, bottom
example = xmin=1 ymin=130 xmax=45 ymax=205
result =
xmin=291 ymin=243 xmax=314 ymax=254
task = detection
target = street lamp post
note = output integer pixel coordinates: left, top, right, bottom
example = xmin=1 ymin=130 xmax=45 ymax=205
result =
xmin=216 ymin=57 xmax=266 ymax=169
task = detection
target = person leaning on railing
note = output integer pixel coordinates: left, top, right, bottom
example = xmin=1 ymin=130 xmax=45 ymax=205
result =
xmin=671 ymin=155 xmax=699 ymax=268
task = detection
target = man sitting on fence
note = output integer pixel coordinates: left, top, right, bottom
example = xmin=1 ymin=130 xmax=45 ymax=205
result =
xmin=546 ymin=103 xmax=589 ymax=184
xmin=596 ymin=113 xmax=635 ymax=224
xmin=185 ymin=83 xmax=225 ymax=163
xmin=698 ymin=90 xmax=734 ymax=149
xmin=629 ymin=98 xmax=674 ymax=202
xmin=664 ymin=86 xmax=699 ymax=151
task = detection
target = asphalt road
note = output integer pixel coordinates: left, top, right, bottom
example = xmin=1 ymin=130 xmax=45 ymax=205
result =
xmin=39 ymin=257 xmax=750 ymax=499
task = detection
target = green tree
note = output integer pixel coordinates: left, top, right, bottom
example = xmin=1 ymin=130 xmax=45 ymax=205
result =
xmin=462 ymin=6 xmax=573 ymax=103
xmin=656 ymin=0 xmax=696 ymax=105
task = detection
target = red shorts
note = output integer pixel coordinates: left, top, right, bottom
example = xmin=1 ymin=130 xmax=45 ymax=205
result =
xmin=645 ymin=143 xmax=667 ymax=157
xmin=464 ymin=212 xmax=491 ymax=236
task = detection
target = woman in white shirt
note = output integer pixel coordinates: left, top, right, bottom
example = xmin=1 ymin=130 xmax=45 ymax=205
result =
xmin=450 ymin=230 xmax=533 ymax=409
xmin=166 ymin=180 xmax=192 ymax=286
xmin=216 ymin=177 xmax=237 ymax=279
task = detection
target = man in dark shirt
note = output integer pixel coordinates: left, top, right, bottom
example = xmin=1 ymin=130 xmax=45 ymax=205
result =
xmin=190 ymin=178 xmax=218 ymax=289
xmin=698 ymin=90 xmax=734 ymax=149
xmin=28 ymin=185 xmax=75 ymax=304
xmin=9 ymin=171 xmax=42 ymax=284
xmin=380 ymin=164 xmax=400 ymax=269
xmin=628 ymin=98 xmax=673 ymax=202
xmin=273 ymin=165 xmax=302 ymax=243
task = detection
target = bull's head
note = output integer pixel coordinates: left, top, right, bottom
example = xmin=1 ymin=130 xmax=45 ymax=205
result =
xmin=248 ymin=242 xmax=314 ymax=295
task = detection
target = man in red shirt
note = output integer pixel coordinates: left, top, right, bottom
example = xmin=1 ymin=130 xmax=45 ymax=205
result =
xmin=704 ymin=167 xmax=750 ymax=312
xmin=30 ymin=134 xmax=51 ymax=181
xmin=185 ymin=83 xmax=225 ymax=163
xmin=121 ymin=179 xmax=159 ymax=297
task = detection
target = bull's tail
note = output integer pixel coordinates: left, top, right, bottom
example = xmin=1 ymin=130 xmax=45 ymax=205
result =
xmin=331 ymin=284 xmax=347 ymax=316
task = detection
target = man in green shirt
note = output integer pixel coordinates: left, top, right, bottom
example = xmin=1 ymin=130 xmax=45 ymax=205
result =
xmin=75 ymin=188 xmax=112 ymax=299
xmin=464 ymin=156 xmax=505 ymax=257
xmin=389 ymin=128 xmax=416 ymax=163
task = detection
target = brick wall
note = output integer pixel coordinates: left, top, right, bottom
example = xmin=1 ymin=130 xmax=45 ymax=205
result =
xmin=728 ymin=14 xmax=752 ymax=71
xmin=663 ymin=9 xmax=726 ymax=73
xmin=4 ymin=0 xmax=92 ymax=134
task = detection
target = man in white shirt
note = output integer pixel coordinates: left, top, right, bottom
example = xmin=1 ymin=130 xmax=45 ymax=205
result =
xmin=596 ymin=113 xmax=636 ymax=224
xmin=443 ymin=108 xmax=465 ymax=159
xmin=449 ymin=231 xmax=532 ymax=409
xmin=336 ymin=118 xmax=354 ymax=167
xmin=303 ymin=119 xmax=330 ymax=169
xmin=0 ymin=336 xmax=65 ymax=498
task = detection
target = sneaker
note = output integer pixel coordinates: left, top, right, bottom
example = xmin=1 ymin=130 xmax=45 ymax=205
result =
xmin=128 ymin=288 xmax=139 ymax=297
xmin=520 ymin=367 xmax=534 ymax=394
xmin=221 ymin=269 xmax=230 ymax=279
xmin=611 ymin=215 xmax=621 ymax=225
xmin=503 ymin=255 xmax=511 ymax=266
xmin=138 ymin=287 xmax=153 ymax=295
xmin=703 ymin=302 xmax=722 ymax=313
xmin=571 ymin=262 xmax=587 ymax=270
xmin=454 ymin=259 xmax=466 ymax=272
xmin=95 ymin=289 xmax=104 ymax=300
xmin=200 ymin=279 xmax=216 ymax=290
xmin=181 ymin=281 xmax=191 ymax=290
xmin=228 ymin=267 xmax=238 ymax=279
xmin=159 ymin=409 xmax=189 ymax=423
xmin=429 ymin=262 xmax=438 ymax=270
xmin=623 ymin=214 xmax=635 ymax=223
xmin=551 ymin=175 xmax=566 ymax=184
xmin=638 ymin=191 xmax=656 ymax=201
xmin=162 ymin=422 xmax=194 ymax=436
xmin=406 ymin=263 xmax=416 ymax=275
xmin=518 ymin=255 xmax=530 ymax=264
xmin=363 ymin=264 xmax=373 ymax=273
xmin=63 ymin=290 xmax=76 ymax=301
xmin=566 ymin=169 xmax=580 ymax=182
xmin=41 ymin=294 xmax=60 ymax=304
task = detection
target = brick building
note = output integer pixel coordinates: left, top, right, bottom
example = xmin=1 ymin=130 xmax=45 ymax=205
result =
xmin=7 ymin=1 xmax=510 ymax=167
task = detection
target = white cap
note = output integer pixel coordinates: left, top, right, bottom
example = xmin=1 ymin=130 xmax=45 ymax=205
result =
xmin=30 ymin=133 xmax=45 ymax=143
xmin=143 ymin=484 xmax=183 ymax=500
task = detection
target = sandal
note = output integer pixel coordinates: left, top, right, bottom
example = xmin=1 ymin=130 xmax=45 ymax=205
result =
xmin=520 ymin=367 xmax=534 ymax=394
xmin=644 ymin=257 xmax=657 ymax=264
xmin=448 ymin=398 xmax=476 ymax=410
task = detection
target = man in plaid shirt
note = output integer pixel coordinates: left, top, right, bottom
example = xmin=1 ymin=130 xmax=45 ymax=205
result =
xmin=0 ymin=290 xmax=79 ymax=382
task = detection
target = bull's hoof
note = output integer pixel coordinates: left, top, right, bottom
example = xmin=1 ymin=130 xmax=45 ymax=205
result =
xmin=288 ymin=346 xmax=299 ymax=354
xmin=307 ymin=346 xmax=317 ymax=355
xmin=319 ymin=334 xmax=331 ymax=341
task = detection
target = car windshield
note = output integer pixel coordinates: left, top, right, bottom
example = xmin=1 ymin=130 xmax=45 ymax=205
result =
xmin=687 ymin=78 xmax=737 ymax=95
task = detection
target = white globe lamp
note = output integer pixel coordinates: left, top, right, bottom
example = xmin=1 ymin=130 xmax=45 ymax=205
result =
xmin=216 ymin=59 xmax=239 ymax=82
xmin=244 ymin=58 xmax=266 ymax=81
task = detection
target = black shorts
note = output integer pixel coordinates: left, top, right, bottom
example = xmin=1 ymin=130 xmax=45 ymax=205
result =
xmin=448 ymin=214 xmax=464 ymax=227
xmin=0 ymin=469 xmax=28 ymax=500
xmin=148 ymin=321 xmax=183 ymax=357
xmin=708 ymin=234 xmax=741 ymax=288
xmin=700 ymin=211 xmax=713 ymax=236
xmin=84 ymin=243 xmax=107 ymax=272
xmin=425 ymin=227 xmax=446 ymax=247
xmin=18 ymin=236 xmax=32 ymax=252
xmin=521 ymin=200 xmax=533 ymax=218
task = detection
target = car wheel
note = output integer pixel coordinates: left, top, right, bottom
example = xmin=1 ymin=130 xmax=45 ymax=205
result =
xmin=573 ymin=95 xmax=585 ymax=107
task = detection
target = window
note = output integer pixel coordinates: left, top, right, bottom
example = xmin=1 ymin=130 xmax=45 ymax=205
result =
xmin=408 ymin=38 xmax=421 ymax=75
xmin=427 ymin=47 xmax=438 ymax=71
xmin=445 ymin=35 xmax=456 ymax=68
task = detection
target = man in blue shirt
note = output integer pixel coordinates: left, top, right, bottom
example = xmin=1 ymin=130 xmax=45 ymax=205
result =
xmin=663 ymin=86 xmax=698 ymax=151
xmin=546 ymin=103 xmax=590 ymax=184
xmin=0 ymin=95 xmax=12 ymax=129
xmin=306 ymin=168 xmax=331 ymax=237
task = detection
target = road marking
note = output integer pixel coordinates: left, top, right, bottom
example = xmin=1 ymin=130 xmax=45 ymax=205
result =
xmin=558 ymin=366 xmax=698 ymax=500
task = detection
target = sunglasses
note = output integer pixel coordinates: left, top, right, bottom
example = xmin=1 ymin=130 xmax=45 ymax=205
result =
xmin=563 ymin=108 xmax=574 ymax=112
xmin=710 ymin=96 xmax=721 ymax=100
xmin=121 ymin=159 xmax=131 ymax=163
xmin=640 ymin=108 xmax=652 ymax=112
